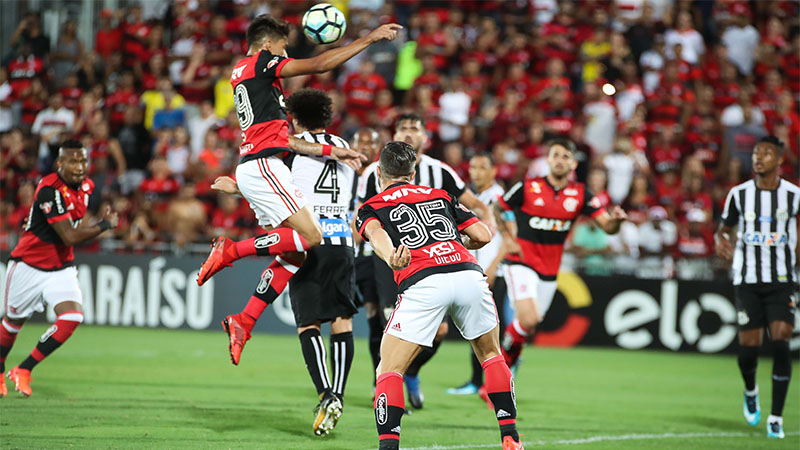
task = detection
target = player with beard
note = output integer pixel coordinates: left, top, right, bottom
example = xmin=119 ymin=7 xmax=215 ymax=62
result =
xmin=2 ymin=140 xmax=118 ymax=397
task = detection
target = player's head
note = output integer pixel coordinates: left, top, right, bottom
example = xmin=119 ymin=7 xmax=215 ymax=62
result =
xmin=56 ymin=139 xmax=88 ymax=186
xmin=393 ymin=113 xmax=427 ymax=162
xmin=246 ymin=14 xmax=291 ymax=55
xmin=353 ymin=127 xmax=380 ymax=163
xmin=752 ymin=135 xmax=784 ymax=176
xmin=545 ymin=138 xmax=578 ymax=179
xmin=377 ymin=141 xmax=417 ymax=190
xmin=469 ymin=153 xmax=496 ymax=191
xmin=286 ymin=88 xmax=332 ymax=132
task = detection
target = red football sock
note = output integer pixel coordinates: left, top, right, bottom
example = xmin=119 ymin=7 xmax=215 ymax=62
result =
xmin=235 ymin=228 xmax=311 ymax=259
xmin=482 ymin=355 xmax=520 ymax=443
xmin=375 ymin=372 xmax=405 ymax=448
xmin=241 ymin=256 xmax=300 ymax=324
xmin=1 ymin=318 xmax=22 ymax=373
xmin=501 ymin=319 xmax=529 ymax=367
xmin=19 ymin=311 xmax=83 ymax=372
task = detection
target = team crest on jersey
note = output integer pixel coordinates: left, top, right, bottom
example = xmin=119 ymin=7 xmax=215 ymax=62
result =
xmin=744 ymin=211 xmax=757 ymax=222
xmin=256 ymin=269 xmax=274 ymax=294
xmin=295 ymin=188 xmax=304 ymax=199
xmin=563 ymin=197 xmax=579 ymax=212
xmin=267 ymin=57 xmax=279 ymax=70
xmin=40 ymin=201 xmax=53 ymax=214
xmin=82 ymin=182 xmax=91 ymax=192
xmin=776 ymin=209 xmax=789 ymax=222
xmin=530 ymin=182 xmax=542 ymax=194
xmin=589 ymin=196 xmax=602 ymax=209
xmin=254 ymin=234 xmax=280 ymax=248
xmin=376 ymin=393 xmax=388 ymax=425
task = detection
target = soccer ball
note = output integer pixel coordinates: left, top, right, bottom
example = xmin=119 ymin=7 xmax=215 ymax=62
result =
xmin=302 ymin=3 xmax=346 ymax=45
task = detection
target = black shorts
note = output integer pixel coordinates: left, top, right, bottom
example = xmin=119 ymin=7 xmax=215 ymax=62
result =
xmin=355 ymin=254 xmax=378 ymax=307
xmin=289 ymin=245 xmax=358 ymax=327
xmin=735 ymin=283 xmax=797 ymax=330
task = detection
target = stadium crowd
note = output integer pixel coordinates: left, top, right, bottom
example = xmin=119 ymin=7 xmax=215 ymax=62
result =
xmin=0 ymin=0 xmax=798 ymax=268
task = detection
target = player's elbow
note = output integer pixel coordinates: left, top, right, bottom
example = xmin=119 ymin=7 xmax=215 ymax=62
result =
xmin=468 ymin=223 xmax=492 ymax=247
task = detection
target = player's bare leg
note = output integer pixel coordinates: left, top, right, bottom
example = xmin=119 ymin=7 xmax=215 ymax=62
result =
xmin=470 ymin=326 xmax=524 ymax=450
xmin=218 ymin=206 xmax=321 ymax=365
xmin=404 ymin=321 xmax=448 ymax=409
xmin=766 ymin=320 xmax=792 ymax=439
xmin=0 ymin=316 xmax=25 ymax=398
xmin=374 ymin=334 xmax=423 ymax=450
xmin=8 ymin=301 xmax=83 ymax=397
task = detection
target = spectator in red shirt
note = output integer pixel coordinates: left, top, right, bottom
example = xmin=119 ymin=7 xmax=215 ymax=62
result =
xmin=203 ymin=14 xmax=236 ymax=66
xmin=209 ymin=193 xmax=245 ymax=240
xmin=139 ymin=155 xmax=181 ymax=204
xmin=373 ymin=89 xmax=398 ymax=129
xmin=496 ymin=62 xmax=535 ymax=104
xmin=59 ymin=72 xmax=83 ymax=111
xmin=414 ymin=53 xmax=443 ymax=102
xmin=95 ymin=9 xmax=122 ymax=60
xmin=342 ymin=60 xmax=387 ymax=125
xmin=533 ymin=58 xmax=570 ymax=103
xmin=106 ymin=71 xmax=140 ymax=131
xmin=712 ymin=60 xmax=741 ymax=110
xmin=6 ymin=44 xmax=45 ymax=101
xmin=181 ymin=43 xmax=218 ymax=104
xmin=541 ymin=89 xmax=575 ymax=138
xmin=416 ymin=10 xmax=456 ymax=70
xmin=121 ymin=4 xmax=150 ymax=71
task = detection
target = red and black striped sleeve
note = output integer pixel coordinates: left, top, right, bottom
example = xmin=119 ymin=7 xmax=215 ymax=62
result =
xmin=356 ymin=203 xmax=382 ymax=241
xmin=581 ymin=187 xmax=606 ymax=219
xmin=257 ymin=51 xmax=294 ymax=80
xmin=450 ymin=194 xmax=480 ymax=231
xmin=37 ymin=186 xmax=70 ymax=224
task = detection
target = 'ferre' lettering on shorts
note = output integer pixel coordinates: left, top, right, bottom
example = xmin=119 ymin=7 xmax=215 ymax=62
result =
xmin=528 ymin=216 xmax=573 ymax=232
xmin=741 ymin=232 xmax=789 ymax=246
xmin=381 ymin=187 xmax=433 ymax=201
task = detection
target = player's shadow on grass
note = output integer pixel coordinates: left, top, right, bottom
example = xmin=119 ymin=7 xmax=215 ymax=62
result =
xmin=185 ymin=405 xmax=312 ymax=437
xmin=677 ymin=415 xmax=743 ymax=431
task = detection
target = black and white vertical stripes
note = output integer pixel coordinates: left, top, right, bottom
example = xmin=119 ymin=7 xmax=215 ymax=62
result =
xmin=310 ymin=334 xmax=331 ymax=391
xmin=722 ymin=179 xmax=800 ymax=286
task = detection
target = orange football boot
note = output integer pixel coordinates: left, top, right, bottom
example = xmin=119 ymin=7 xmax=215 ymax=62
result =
xmin=222 ymin=314 xmax=251 ymax=365
xmin=502 ymin=436 xmax=525 ymax=450
xmin=7 ymin=367 xmax=32 ymax=397
xmin=197 ymin=237 xmax=237 ymax=286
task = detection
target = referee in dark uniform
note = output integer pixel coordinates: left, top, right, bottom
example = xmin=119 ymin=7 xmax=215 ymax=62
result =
xmin=716 ymin=135 xmax=799 ymax=440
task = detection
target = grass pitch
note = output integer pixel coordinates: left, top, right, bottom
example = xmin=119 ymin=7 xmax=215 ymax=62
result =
xmin=1 ymin=325 xmax=798 ymax=449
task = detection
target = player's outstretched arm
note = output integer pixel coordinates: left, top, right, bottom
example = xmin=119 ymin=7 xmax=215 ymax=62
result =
xmin=462 ymin=221 xmax=492 ymax=250
xmin=363 ymin=219 xmax=410 ymax=270
xmin=279 ymin=24 xmax=403 ymax=78
xmin=289 ymin=135 xmax=366 ymax=170
xmin=51 ymin=206 xmax=118 ymax=246
xmin=714 ymin=223 xmax=735 ymax=261
xmin=593 ymin=205 xmax=628 ymax=234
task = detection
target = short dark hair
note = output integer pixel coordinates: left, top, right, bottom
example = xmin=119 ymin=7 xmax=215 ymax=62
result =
xmin=395 ymin=112 xmax=426 ymax=130
xmin=470 ymin=152 xmax=495 ymax=166
xmin=246 ymin=15 xmax=290 ymax=49
xmin=545 ymin=138 xmax=576 ymax=155
xmin=757 ymin=135 xmax=785 ymax=155
xmin=379 ymin=141 xmax=416 ymax=178
xmin=286 ymin=88 xmax=333 ymax=131
xmin=58 ymin=139 xmax=85 ymax=157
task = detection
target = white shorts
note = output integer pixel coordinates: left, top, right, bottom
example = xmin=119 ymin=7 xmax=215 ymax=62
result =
xmin=385 ymin=270 xmax=498 ymax=347
xmin=4 ymin=260 xmax=83 ymax=320
xmin=236 ymin=157 xmax=308 ymax=228
xmin=502 ymin=264 xmax=558 ymax=322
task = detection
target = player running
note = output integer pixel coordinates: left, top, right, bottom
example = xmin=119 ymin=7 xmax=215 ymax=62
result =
xmin=357 ymin=141 xmax=524 ymax=450
xmin=1 ymin=140 xmax=118 ymax=397
xmin=715 ymin=136 xmax=798 ymax=439
xmin=195 ymin=15 xmax=401 ymax=365
xmin=494 ymin=139 xmax=627 ymax=383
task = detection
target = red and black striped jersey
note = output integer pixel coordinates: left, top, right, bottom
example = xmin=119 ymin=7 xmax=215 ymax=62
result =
xmin=498 ymin=177 xmax=605 ymax=278
xmin=230 ymin=50 xmax=293 ymax=163
xmin=10 ymin=173 xmax=94 ymax=270
xmin=356 ymin=182 xmax=482 ymax=293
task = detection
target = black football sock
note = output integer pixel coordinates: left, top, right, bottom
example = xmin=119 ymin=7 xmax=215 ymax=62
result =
xmin=330 ymin=331 xmax=354 ymax=401
xmin=367 ymin=312 xmax=384 ymax=377
xmin=771 ymin=340 xmax=791 ymax=416
xmin=470 ymin=351 xmax=484 ymax=386
xmin=738 ymin=345 xmax=759 ymax=392
xmin=299 ymin=329 xmax=332 ymax=398
xmin=406 ymin=339 xmax=442 ymax=377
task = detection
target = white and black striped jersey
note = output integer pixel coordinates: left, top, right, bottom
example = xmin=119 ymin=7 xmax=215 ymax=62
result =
xmin=721 ymin=178 xmax=800 ymax=285
xmin=290 ymin=131 xmax=355 ymax=246
xmin=470 ymin=183 xmax=505 ymax=274
xmin=357 ymin=153 xmax=467 ymax=203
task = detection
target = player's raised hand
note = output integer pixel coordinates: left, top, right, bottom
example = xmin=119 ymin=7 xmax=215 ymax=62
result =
xmin=211 ymin=176 xmax=240 ymax=195
xmin=715 ymin=233 xmax=734 ymax=261
xmin=367 ymin=24 xmax=403 ymax=42
xmin=331 ymin=146 xmax=368 ymax=171
xmin=103 ymin=206 xmax=119 ymax=228
xmin=388 ymin=244 xmax=411 ymax=270
xmin=608 ymin=205 xmax=628 ymax=221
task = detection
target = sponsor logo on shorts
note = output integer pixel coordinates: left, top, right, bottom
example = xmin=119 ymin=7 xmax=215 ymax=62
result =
xmin=738 ymin=310 xmax=750 ymax=326
xmin=40 ymin=324 xmax=58 ymax=343
xmin=294 ymin=189 xmax=304 ymax=199
xmin=391 ymin=322 xmax=402 ymax=332
xmin=254 ymin=234 xmax=280 ymax=248
xmin=40 ymin=201 xmax=53 ymax=214
xmin=376 ymin=393 xmax=388 ymax=425
xmin=256 ymin=269 xmax=273 ymax=294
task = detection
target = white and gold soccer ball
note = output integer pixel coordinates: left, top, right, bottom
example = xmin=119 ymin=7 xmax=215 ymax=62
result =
xmin=302 ymin=3 xmax=347 ymax=45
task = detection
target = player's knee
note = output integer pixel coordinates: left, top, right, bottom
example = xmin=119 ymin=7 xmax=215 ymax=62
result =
xmin=304 ymin=227 xmax=323 ymax=247
xmin=517 ymin=314 xmax=538 ymax=332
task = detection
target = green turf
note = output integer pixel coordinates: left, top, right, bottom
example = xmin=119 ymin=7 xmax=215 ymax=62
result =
xmin=1 ymin=326 xmax=797 ymax=449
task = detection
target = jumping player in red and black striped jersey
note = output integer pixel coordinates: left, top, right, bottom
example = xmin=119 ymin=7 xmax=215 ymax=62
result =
xmin=2 ymin=140 xmax=119 ymax=398
xmin=494 ymin=139 xmax=627 ymax=375
xmin=195 ymin=15 xmax=402 ymax=367
xmin=357 ymin=142 xmax=524 ymax=450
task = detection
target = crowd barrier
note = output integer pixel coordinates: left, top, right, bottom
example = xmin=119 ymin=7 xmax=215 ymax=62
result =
xmin=2 ymin=252 xmax=797 ymax=354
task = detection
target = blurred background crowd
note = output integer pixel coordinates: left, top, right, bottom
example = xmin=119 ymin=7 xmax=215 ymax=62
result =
xmin=0 ymin=0 xmax=798 ymax=279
